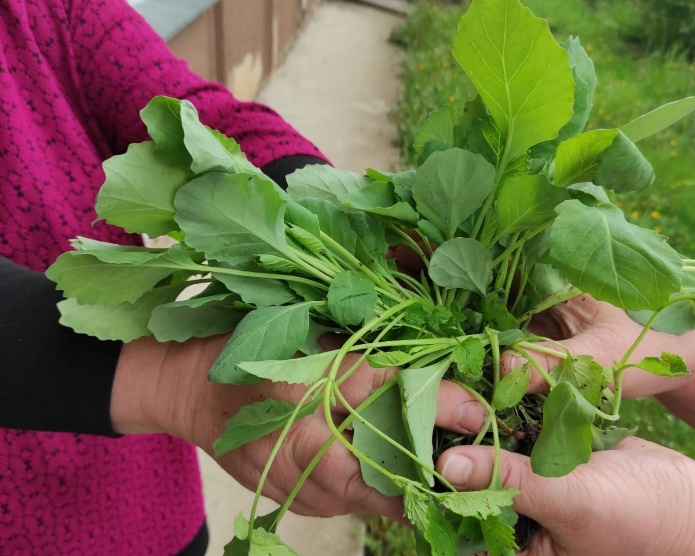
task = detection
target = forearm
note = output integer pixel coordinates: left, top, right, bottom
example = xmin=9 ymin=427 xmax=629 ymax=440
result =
xmin=0 ymin=256 xmax=121 ymax=435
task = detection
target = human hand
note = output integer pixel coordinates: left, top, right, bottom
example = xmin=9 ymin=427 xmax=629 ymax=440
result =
xmin=437 ymin=436 xmax=695 ymax=556
xmin=504 ymin=294 xmax=695 ymax=406
xmin=110 ymin=334 xmax=487 ymax=520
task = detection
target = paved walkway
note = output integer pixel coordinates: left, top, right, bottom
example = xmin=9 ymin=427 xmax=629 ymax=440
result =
xmin=199 ymin=2 xmax=404 ymax=555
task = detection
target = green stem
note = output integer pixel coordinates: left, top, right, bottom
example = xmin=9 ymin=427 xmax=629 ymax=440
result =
xmin=247 ymin=379 xmax=327 ymax=538
xmin=319 ymin=232 xmax=389 ymax=287
xmin=512 ymin=346 xmax=557 ymax=388
xmin=388 ymin=225 xmax=431 ymax=269
xmin=190 ymin=263 xmax=329 ymax=291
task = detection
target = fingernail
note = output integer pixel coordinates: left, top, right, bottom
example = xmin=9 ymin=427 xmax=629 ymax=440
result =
xmin=458 ymin=400 xmax=486 ymax=433
xmin=441 ymin=455 xmax=474 ymax=486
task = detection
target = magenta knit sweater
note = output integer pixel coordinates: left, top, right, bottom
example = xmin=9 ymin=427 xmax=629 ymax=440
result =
xmin=0 ymin=0 xmax=325 ymax=553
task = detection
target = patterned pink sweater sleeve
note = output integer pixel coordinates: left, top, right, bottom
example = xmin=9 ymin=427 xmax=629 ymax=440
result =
xmin=65 ymin=0 xmax=328 ymax=167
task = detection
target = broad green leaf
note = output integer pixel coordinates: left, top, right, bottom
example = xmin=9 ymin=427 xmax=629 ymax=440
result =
xmin=140 ymin=96 xmax=191 ymax=164
xmin=413 ymin=106 xmax=459 ymax=155
xmin=148 ymin=293 xmax=245 ymax=342
xmin=237 ymin=350 xmax=336 ymax=385
xmin=593 ymin=132 xmax=654 ymax=193
xmin=412 ymin=149 xmax=496 ymax=240
xmin=481 ymin=292 xmax=518 ymax=331
xmin=553 ymin=129 xmax=619 ymax=188
xmin=57 ymin=284 xmax=184 ymax=342
xmin=398 ymin=479 xmax=457 ymax=556
xmin=209 ymin=304 xmax=311 ymax=384
xmin=452 ymin=0 xmax=574 ymax=160
xmin=429 ymin=238 xmax=493 ymax=295
xmin=365 ymin=168 xmax=416 ymax=204
xmin=46 ymin=243 xmax=200 ymax=305
xmin=47 ymin=251 xmax=175 ymax=305
xmin=210 ymin=263 xmax=297 ymax=308
xmin=213 ymin=399 xmax=320 ymax=456
xmin=480 ymin=515 xmax=518 ymax=556
xmin=550 ymin=355 xmax=605 ymax=407
xmin=496 ymin=172 xmax=569 ymax=236
xmin=286 ymin=165 xmax=369 ymax=201
xmin=339 ymin=181 xmax=420 ymax=224
xmin=96 ymin=141 xmax=189 ymax=236
xmin=257 ymin=255 xmax=299 ymax=273
xmin=591 ymin=426 xmax=632 ymax=451
xmin=492 ymin=363 xmax=530 ymax=410
xmin=352 ymin=385 xmax=420 ymax=496
xmin=438 ymin=489 xmax=518 ymax=520
xmin=396 ymin=359 xmax=451 ymax=486
xmin=621 ymin=96 xmax=695 ymax=143
xmin=367 ymin=350 xmax=413 ymax=368
xmin=453 ymin=337 xmax=486 ymax=380
xmin=629 ymin=299 xmax=695 ymax=335
xmin=631 ymin=353 xmax=689 ymax=377
xmin=175 ymin=172 xmax=289 ymax=262
xmin=531 ymin=382 xmax=596 ymax=477
xmin=326 ymin=270 xmax=378 ymax=326
xmin=346 ymin=212 xmax=388 ymax=272
xmin=298 ymin=198 xmax=357 ymax=257
xmin=559 ymin=37 xmax=597 ymax=139
xmin=550 ymin=200 xmax=683 ymax=311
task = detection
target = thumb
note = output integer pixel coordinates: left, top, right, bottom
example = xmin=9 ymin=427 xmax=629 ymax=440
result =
xmin=436 ymin=445 xmax=568 ymax=525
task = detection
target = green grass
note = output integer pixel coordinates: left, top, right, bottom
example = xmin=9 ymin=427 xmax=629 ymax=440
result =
xmin=364 ymin=0 xmax=695 ymax=551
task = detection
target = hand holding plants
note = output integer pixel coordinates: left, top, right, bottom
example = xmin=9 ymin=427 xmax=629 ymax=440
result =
xmin=111 ymin=334 xmax=485 ymax=520
xmin=502 ymin=294 xmax=695 ymax=425
xmin=438 ymin=435 xmax=695 ymax=556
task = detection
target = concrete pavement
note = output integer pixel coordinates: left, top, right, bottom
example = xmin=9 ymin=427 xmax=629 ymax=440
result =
xmin=199 ymin=2 xmax=404 ymax=555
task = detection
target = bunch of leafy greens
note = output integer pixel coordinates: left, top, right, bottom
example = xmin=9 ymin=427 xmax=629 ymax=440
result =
xmin=46 ymin=0 xmax=695 ymax=554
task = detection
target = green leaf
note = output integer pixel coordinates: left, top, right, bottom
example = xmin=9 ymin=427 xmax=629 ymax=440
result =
xmin=57 ymin=284 xmax=185 ymax=342
xmin=553 ymin=129 xmax=619 ymax=188
xmin=340 ymin=182 xmax=421 ymax=224
xmin=629 ymin=299 xmax=695 ymax=335
xmin=496 ymin=172 xmax=569 ymax=236
xmin=559 ymin=37 xmax=597 ymax=139
xmin=175 ymin=172 xmax=289 ymax=263
xmin=237 ymin=350 xmax=337 ymax=385
xmin=346 ymin=212 xmax=388 ymax=272
xmin=412 ymin=149 xmax=496 ymax=240
xmin=257 ymin=255 xmax=299 ymax=273
xmin=621 ymin=96 xmax=695 ymax=143
xmin=209 ymin=304 xmax=311 ymax=384
xmin=367 ymin=350 xmax=413 ymax=368
xmin=298 ymin=198 xmax=357 ymax=256
xmin=593 ymin=132 xmax=655 ymax=193
xmin=492 ymin=363 xmax=530 ymax=410
xmin=95 ymin=141 xmax=189 ymax=236
xmin=211 ymin=262 xmax=298 ymax=308
xmin=326 ymin=270 xmax=378 ymax=326
xmin=148 ymin=293 xmax=245 ymax=342
xmin=453 ymin=337 xmax=486 ymax=380
xmin=481 ymin=292 xmax=518 ymax=331
xmin=352 ymin=385 xmax=420 ymax=496
xmin=480 ymin=515 xmax=518 ymax=556
xmin=429 ymin=238 xmax=493 ymax=295
xmin=414 ymin=106 xmax=459 ymax=155
xmin=550 ymin=355 xmax=605 ymax=407
xmin=398 ymin=479 xmax=457 ymax=556
xmin=550 ymin=200 xmax=683 ymax=311
xmin=47 ymin=252 xmax=175 ymax=305
xmin=631 ymin=353 xmax=689 ymax=378
xmin=452 ymin=0 xmax=574 ymax=160
xmin=591 ymin=426 xmax=632 ymax=451
xmin=531 ymin=381 xmax=596 ymax=477
xmin=213 ymin=399 xmax=320 ymax=456
xmin=438 ymin=489 xmax=518 ymax=520
xmin=139 ymin=96 xmax=192 ymax=165
xmin=396 ymin=359 xmax=451 ymax=486
xmin=286 ymin=165 xmax=369 ymax=201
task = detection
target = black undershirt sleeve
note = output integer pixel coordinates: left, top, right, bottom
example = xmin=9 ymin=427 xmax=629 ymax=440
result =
xmin=0 ymin=155 xmax=327 ymax=436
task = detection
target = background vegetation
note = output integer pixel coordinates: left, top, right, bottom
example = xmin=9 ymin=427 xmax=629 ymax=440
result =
xmin=365 ymin=0 xmax=695 ymax=552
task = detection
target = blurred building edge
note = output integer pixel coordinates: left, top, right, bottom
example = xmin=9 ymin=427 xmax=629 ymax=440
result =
xmin=130 ymin=0 xmax=322 ymax=102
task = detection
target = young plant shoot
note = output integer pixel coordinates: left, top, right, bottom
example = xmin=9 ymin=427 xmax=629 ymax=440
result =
xmin=47 ymin=0 xmax=695 ymax=553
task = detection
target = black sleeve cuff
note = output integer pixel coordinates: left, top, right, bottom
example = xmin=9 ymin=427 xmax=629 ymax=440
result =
xmin=261 ymin=155 xmax=329 ymax=189
xmin=0 ymin=256 xmax=122 ymax=437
